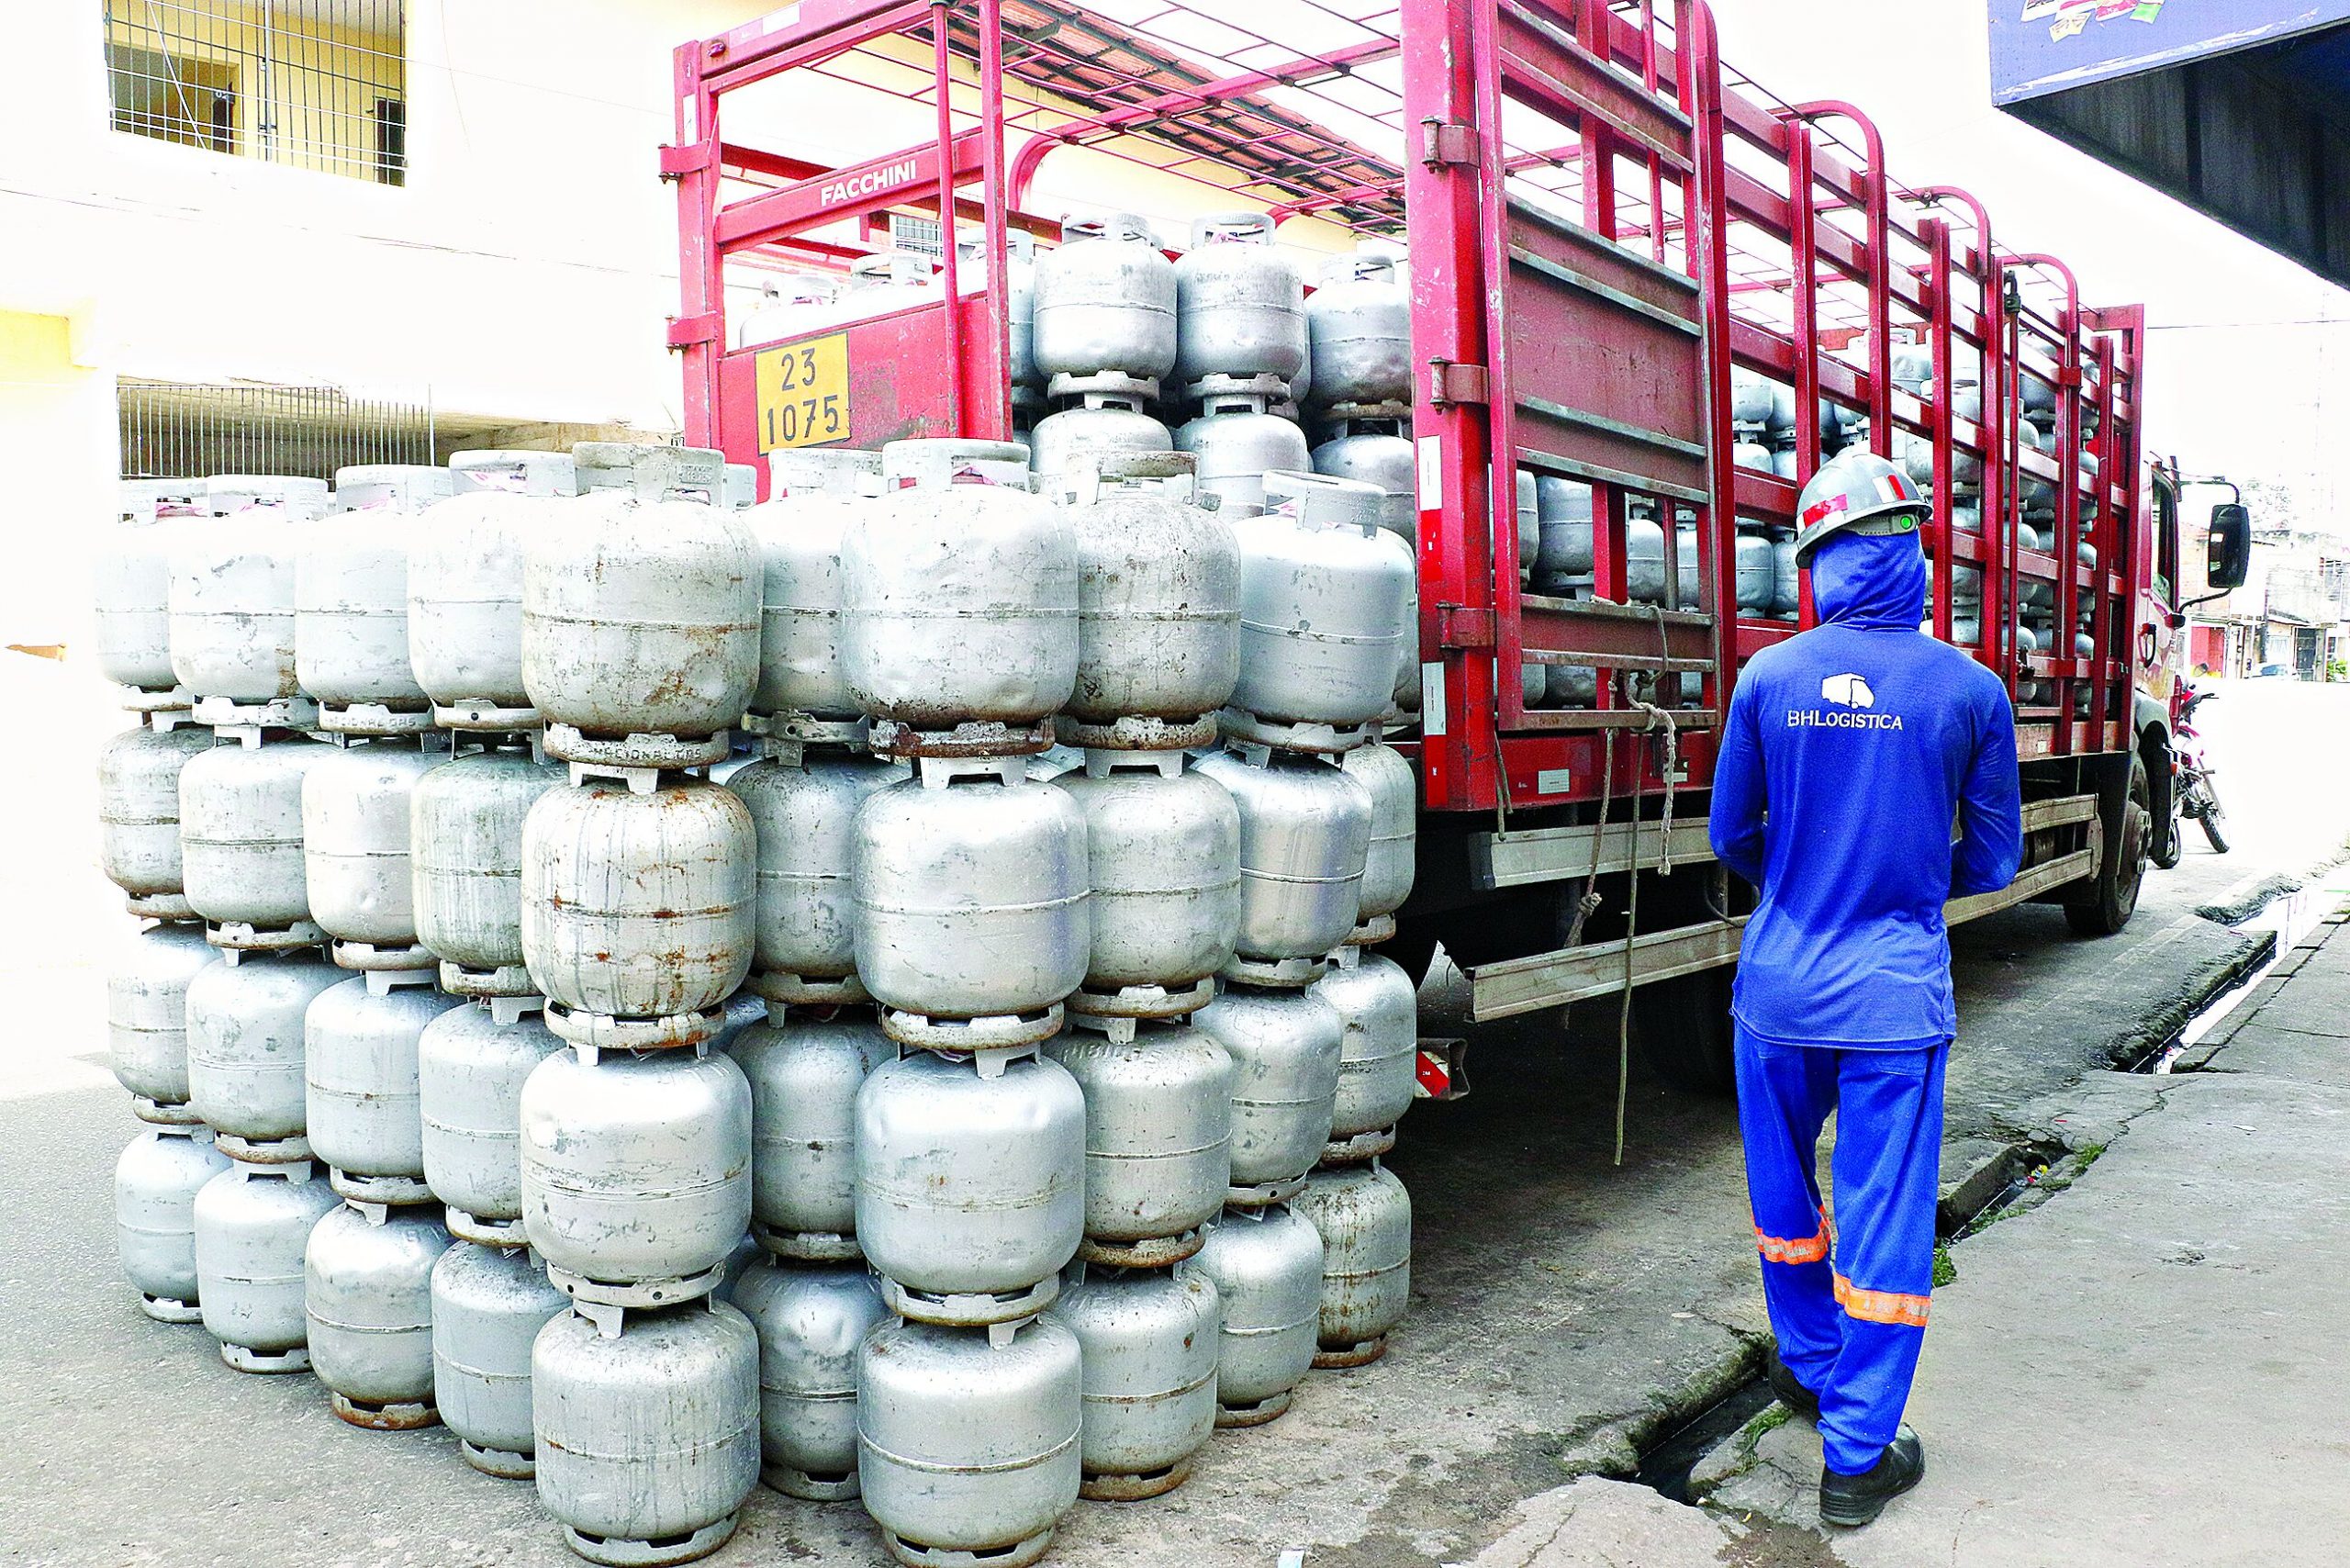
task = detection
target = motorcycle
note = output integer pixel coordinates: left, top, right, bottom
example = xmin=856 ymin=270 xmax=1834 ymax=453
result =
xmin=2154 ymin=684 xmax=2228 ymax=867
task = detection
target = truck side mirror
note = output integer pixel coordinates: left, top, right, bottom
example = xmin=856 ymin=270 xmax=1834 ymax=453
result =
xmin=2206 ymin=503 xmax=2250 ymax=590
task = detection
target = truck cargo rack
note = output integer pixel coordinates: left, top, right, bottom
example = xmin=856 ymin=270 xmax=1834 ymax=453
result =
xmin=670 ymin=0 xmax=2159 ymax=825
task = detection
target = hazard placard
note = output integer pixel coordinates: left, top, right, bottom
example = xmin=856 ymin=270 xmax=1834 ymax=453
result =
xmin=754 ymin=331 xmax=850 ymax=452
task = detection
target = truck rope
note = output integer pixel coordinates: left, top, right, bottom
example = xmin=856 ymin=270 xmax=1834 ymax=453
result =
xmin=1588 ymin=606 xmax=1682 ymax=1170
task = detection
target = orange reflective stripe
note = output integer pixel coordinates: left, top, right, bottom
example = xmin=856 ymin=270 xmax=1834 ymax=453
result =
xmin=1834 ymin=1273 xmax=1930 ymax=1327
xmin=1754 ymin=1222 xmax=1829 ymax=1265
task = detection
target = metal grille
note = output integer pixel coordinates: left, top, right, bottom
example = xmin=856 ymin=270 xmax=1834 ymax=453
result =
xmin=118 ymin=381 xmax=437 ymax=480
xmin=103 ymin=0 xmax=408 ymax=184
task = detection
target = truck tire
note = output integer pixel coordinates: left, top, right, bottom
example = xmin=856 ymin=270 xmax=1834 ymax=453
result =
xmin=1629 ymin=966 xmax=1738 ymax=1098
xmin=2064 ymin=754 xmax=2150 ymax=936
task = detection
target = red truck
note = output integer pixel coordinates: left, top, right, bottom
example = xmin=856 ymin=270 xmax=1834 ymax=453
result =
xmin=663 ymin=0 xmax=2248 ymax=1093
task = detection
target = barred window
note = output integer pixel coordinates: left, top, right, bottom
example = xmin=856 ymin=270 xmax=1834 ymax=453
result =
xmin=103 ymin=1 xmax=407 ymax=185
xmin=119 ymin=381 xmax=439 ymax=482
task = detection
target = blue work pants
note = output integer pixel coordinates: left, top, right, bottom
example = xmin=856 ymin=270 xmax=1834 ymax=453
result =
xmin=1734 ymin=1025 xmax=1947 ymax=1474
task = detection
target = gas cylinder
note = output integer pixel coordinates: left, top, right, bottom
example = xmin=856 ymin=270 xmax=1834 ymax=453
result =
xmin=1192 ymin=1202 xmax=1323 ymax=1425
xmin=1305 ymin=252 xmax=1411 ymax=411
xmin=729 ymin=1256 xmax=889 ymax=1499
xmin=856 ymin=1315 xmax=1083 ymax=1568
xmin=734 ymin=270 xmax=839 ymax=350
xmin=832 ymin=249 xmax=941 ymax=321
xmin=1027 ymin=394 xmax=1171 ymax=483
xmin=419 ymin=997 xmax=564 ymax=1242
xmin=1730 ymin=367 xmax=1777 ymax=426
xmin=1030 ymin=214 xmax=1179 ymax=389
xmin=431 ymin=1238 xmax=568 ymax=1477
xmin=107 ymin=921 xmax=221 ymax=1115
xmin=178 ymin=735 xmax=330 ymax=940
xmin=1311 ymin=427 xmax=1416 ymax=540
xmin=1046 ymin=1016 xmax=1234 ymax=1263
xmin=302 ymin=738 xmax=444 ymax=965
xmin=851 ymin=761 xmax=1090 ymax=1043
xmin=1225 ymin=470 xmax=1414 ymax=745
xmin=1534 ymin=476 xmax=1595 ymax=586
xmin=1050 ymin=1260 xmax=1221 ymax=1499
xmin=730 ymin=1008 xmax=893 ymax=1258
xmin=746 ymin=448 xmax=883 ymax=730
xmin=410 ymin=742 xmax=565 ymax=995
xmin=1516 ymin=470 xmax=1539 ymax=578
xmin=409 ymin=449 xmax=579 ymax=730
xmin=305 ymin=971 xmax=463 ymax=1202
xmin=1772 ymin=534 xmax=1800 ymax=618
xmin=194 ymin=1156 xmax=341 ymax=1372
xmin=205 ymin=473 xmax=332 ymax=515
xmin=1290 ymin=1161 xmax=1412 ymax=1366
xmin=1192 ymin=750 xmax=1373 ymax=981
xmin=1192 ymin=985 xmax=1344 ymax=1204
xmin=167 ymin=477 xmax=327 ymax=709
xmin=1735 ymin=530 xmax=1776 ymax=614
xmin=520 ymin=778 xmax=755 ymax=1037
xmin=1171 ymin=395 xmax=1310 ymax=517
xmin=1340 ymin=741 xmax=1416 ymax=939
xmin=1394 ymin=572 xmax=1424 ymax=716
xmin=97 ymin=722 xmax=211 ymax=917
xmin=296 ymin=466 xmax=451 ymax=731
xmin=729 ymin=747 xmax=901 ymax=1005
xmin=1626 ymin=518 xmax=1668 ymax=604
xmin=841 ymin=441 xmax=1078 ymax=745
xmin=95 ymin=493 xmax=201 ymax=704
xmin=856 ymin=1048 xmax=1086 ymax=1322
xmin=1054 ymin=453 xmax=1241 ymax=749
xmin=1174 ymin=211 xmax=1306 ymax=395
xmin=1547 ymin=665 xmax=1600 ymax=707
xmin=185 ymin=947 xmax=344 ymax=1151
xmin=532 ymin=1298 xmax=761 ymax=1568
xmin=1310 ymin=948 xmax=1418 ymax=1162
xmin=737 ymin=273 xmax=850 ymax=353
xmin=306 ymin=1199 xmax=452 ymax=1427
xmin=1055 ymin=750 xmax=1240 ymax=1015
xmin=520 ymin=1043 xmax=754 ymax=1303
xmin=1003 ymin=232 xmax=1038 ymax=403
xmin=116 ymin=1122 xmax=230 ymax=1321
xmin=522 ymin=462 xmax=758 ymax=765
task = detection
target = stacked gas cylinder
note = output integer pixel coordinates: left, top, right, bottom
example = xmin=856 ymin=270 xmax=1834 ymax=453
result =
xmin=93 ymin=426 xmax=1417 ymax=1568
xmin=90 ymin=447 xmax=764 ymax=1567
xmin=98 ymin=464 xmax=476 ymax=1439
xmin=1726 ymin=367 xmax=1809 ymax=626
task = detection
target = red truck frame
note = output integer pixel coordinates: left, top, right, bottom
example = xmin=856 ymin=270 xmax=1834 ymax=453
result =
xmin=668 ymin=0 xmax=2190 ymax=1091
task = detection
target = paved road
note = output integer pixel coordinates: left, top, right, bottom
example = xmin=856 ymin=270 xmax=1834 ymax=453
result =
xmin=4 ymin=655 xmax=2344 ymax=1568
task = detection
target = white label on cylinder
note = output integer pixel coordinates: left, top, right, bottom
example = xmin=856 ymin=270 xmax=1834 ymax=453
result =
xmin=1416 ymin=435 xmax=1442 ymax=510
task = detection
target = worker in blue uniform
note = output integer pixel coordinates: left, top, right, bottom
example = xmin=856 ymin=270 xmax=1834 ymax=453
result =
xmin=1707 ymin=447 xmax=2022 ymax=1527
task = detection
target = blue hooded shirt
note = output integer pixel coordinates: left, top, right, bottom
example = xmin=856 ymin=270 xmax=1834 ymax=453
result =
xmin=1707 ymin=530 xmax=2022 ymax=1048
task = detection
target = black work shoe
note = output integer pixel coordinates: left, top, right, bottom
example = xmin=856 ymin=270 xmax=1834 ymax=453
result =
xmin=1763 ymin=1346 xmax=1819 ymax=1421
xmin=1818 ymin=1427 xmax=1926 ymax=1528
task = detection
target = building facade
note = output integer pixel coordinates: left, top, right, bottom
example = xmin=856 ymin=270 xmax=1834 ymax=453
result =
xmin=1 ymin=0 xmax=773 ymax=651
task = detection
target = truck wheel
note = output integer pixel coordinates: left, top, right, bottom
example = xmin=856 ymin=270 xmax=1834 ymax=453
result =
xmin=2065 ymin=754 xmax=2150 ymax=936
xmin=1628 ymin=966 xmax=1738 ymax=1098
